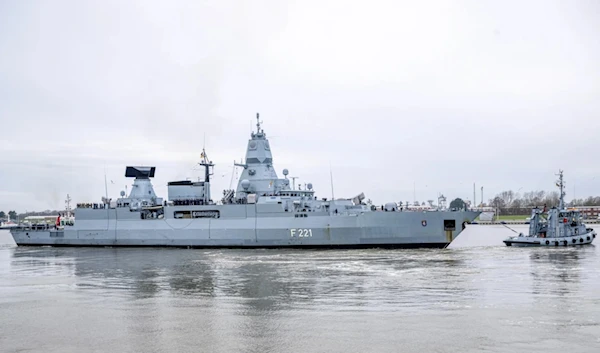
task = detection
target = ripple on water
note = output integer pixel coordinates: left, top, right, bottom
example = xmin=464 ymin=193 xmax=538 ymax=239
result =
xmin=1 ymin=228 xmax=599 ymax=352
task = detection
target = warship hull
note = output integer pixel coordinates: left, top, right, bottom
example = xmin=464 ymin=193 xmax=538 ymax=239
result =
xmin=10 ymin=206 xmax=479 ymax=249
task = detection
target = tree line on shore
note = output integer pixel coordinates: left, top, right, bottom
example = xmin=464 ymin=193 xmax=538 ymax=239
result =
xmin=487 ymin=190 xmax=600 ymax=209
xmin=0 ymin=210 xmax=61 ymax=221
xmin=0 ymin=211 xmax=17 ymax=220
xmin=448 ymin=190 xmax=600 ymax=215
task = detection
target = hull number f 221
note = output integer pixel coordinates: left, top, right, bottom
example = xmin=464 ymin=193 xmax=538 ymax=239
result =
xmin=290 ymin=228 xmax=313 ymax=238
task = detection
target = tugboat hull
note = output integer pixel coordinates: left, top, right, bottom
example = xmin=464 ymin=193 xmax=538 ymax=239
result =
xmin=503 ymin=229 xmax=596 ymax=247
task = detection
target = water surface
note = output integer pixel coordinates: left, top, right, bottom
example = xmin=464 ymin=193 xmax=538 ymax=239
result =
xmin=1 ymin=226 xmax=598 ymax=353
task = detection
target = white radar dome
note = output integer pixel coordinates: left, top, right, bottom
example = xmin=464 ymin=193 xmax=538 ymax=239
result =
xmin=241 ymin=179 xmax=251 ymax=190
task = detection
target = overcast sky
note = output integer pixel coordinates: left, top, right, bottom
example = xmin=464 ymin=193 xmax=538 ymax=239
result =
xmin=1 ymin=0 xmax=599 ymax=213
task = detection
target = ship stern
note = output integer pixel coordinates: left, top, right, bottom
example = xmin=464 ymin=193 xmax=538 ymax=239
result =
xmin=9 ymin=227 xmax=60 ymax=246
xmin=9 ymin=228 xmax=28 ymax=245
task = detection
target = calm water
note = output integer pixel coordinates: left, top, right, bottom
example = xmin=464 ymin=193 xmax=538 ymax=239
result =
xmin=1 ymin=226 xmax=599 ymax=353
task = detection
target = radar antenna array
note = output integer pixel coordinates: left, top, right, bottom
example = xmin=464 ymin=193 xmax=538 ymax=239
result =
xmin=125 ymin=166 xmax=156 ymax=179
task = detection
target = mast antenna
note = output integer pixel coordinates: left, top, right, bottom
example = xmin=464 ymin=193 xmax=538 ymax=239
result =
xmin=556 ymin=169 xmax=566 ymax=209
xmin=330 ymin=162 xmax=335 ymax=200
xmin=290 ymin=176 xmax=299 ymax=190
xmin=255 ymin=112 xmax=264 ymax=134
xmin=481 ymin=186 xmax=483 ymax=207
xmin=65 ymin=194 xmax=72 ymax=216
xmin=104 ymin=167 xmax=109 ymax=204
xmin=229 ymin=164 xmax=236 ymax=189
xmin=199 ymin=144 xmax=214 ymax=183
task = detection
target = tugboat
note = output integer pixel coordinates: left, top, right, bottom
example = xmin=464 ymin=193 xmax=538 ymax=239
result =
xmin=503 ymin=170 xmax=596 ymax=247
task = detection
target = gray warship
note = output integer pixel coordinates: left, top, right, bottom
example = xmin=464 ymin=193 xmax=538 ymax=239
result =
xmin=10 ymin=114 xmax=480 ymax=248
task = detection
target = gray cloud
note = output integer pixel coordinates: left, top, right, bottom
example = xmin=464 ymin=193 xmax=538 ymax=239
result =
xmin=1 ymin=0 xmax=599 ymax=212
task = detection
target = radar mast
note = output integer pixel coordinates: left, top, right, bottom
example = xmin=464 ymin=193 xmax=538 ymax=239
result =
xmin=65 ymin=194 xmax=72 ymax=217
xmin=199 ymin=147 xmax=214 ymax=183
xmin=256 ymin=113 xmax=262 ymax=134
xmin=556 ymin=170 xmax=566 ymax=209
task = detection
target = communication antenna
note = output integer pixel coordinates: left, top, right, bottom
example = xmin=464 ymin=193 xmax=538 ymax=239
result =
xmin=229 ymin=164 xmax=236 ymax=189
xmin=290 ymin=176 xmax=299 ymax=190
xmin=481 ymin=186 xmax=483 ymax=207
xmin=104 ymin=167 xmax=109 ymax=203
xmin=330 ymin=162 xmax=335 ymax=200
xmin=65 ymin=194 xmax=72 ymax=216
xmin=256 ymin=112 xmax=262 ymax=133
